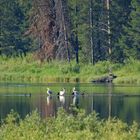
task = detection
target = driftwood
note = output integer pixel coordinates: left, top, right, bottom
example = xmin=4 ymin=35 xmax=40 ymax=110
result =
xmin=92 ymin=73 xmax=117 ymax=83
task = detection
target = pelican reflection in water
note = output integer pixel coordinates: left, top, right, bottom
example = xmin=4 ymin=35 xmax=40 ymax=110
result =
xmin=46 ymin=95 xmax=52 ymax=105
xmin=72 ymin=95 xmax=79 ymax=107
xmin=59 ymin=95 xmax=65 ymax=106
xmin=72 ymin=87 xmax=79 ymax=107
xmin=45 ymin=94 xmax=55 ymax=117
xmin=58 ymin=88 xmax=65 ymax=106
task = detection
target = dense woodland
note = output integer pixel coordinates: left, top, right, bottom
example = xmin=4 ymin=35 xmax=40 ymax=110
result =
xmin=0 ymin=0 xmax=140 ymax=64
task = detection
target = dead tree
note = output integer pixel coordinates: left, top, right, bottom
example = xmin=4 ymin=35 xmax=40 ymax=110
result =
xmin=89 ymin=0 xmax=94 ymax=64
xmin=26 ymin=0 xmax=72 ymax=62
xmin=54 ymin=0 xmax=71 ymax=62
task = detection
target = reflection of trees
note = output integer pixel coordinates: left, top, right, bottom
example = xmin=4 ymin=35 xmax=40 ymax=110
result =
xmin=107 ymin=83 xmax=140 ymax=123
xmin=0 ymin=95 xmax=31 ymax=120
xmin=92 ymin=96 xmax=109 ymax=118
xmin=1 ymin=88 xmax=140 ymax=124
xmin=108 ymin=83 xmax=113 ymax=120
xmin=117 ymin=97 xmax=140 ymax=123
xmin=91 ymin=83 xmax=113 ymax=119
xmin=72 ymin=96 xmax=79 ymax=108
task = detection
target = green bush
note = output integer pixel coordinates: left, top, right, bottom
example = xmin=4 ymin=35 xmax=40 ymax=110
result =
xmin=0 ymin=108 xmax=139 ymax=140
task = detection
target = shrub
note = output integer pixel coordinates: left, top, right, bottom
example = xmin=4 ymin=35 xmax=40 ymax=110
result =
xmin=0 ymin=108 xmax=139 ymax=140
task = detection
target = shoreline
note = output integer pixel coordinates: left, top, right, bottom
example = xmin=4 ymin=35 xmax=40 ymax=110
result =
xmin=0 ymin=56 xmax=140 ymax=84
xmin=0 ymin=74 xmax=140 ymax=85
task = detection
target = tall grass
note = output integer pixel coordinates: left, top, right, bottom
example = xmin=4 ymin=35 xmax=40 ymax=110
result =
xmin=114 ymin=59 xmax=140 ymax=84
xmin=0 ymin=55 xmax=140 ymax=84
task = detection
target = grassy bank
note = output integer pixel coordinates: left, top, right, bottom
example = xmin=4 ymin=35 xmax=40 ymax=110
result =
xmin=0 ymin=108 xmax=140 ymax=140
xmin=0 ymin=55 xmax=140 ymax=84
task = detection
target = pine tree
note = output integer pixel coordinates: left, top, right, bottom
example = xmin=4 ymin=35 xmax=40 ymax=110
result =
xmin=110 ymin=0 xmax=132 ymax=62
xmin=0 ymin=0 xmax=31 ymax=56
xmin=119 ymin=0 xmax=140 ymax=60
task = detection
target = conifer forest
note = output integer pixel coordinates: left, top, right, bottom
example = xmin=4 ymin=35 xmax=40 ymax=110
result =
xmin=0 ymin=0 xmax=140 ymax=64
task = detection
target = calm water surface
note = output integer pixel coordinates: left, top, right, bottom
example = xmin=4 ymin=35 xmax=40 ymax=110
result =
xmin=0 ymin=82 xmax=140 ymax=124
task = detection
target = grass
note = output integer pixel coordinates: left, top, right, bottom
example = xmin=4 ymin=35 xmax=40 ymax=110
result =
xmin=114 ymin=59 xmax=140 ymax=84
xmin=0 ymin=55 xmax=140 ymax=84
xmin=0 ymin=108 xmax=139 ymax=140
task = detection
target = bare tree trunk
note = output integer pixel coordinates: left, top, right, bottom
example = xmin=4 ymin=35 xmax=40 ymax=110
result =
xmin=106 ymin=0 xmax=111 ymax=57
xmin=52 ymin=0 xmax=72 ymax=61
xmin=27 ymin=0 xmax=72 ymax=62
xmin=60 ymin=0 xmax=71 ymax=62
xmin=75 ymin=1 xmax=79 ymax=64
xmin=89 ymin=0 xmax=94 ymax=64
xmin=106 ymin=0 xmax=112 ymax=74
xmin=75 ymin=31 xmax=79 ymax=64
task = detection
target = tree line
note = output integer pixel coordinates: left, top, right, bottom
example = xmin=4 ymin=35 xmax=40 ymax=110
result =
xmin=0 ymin=0 xmax=140 ymax=63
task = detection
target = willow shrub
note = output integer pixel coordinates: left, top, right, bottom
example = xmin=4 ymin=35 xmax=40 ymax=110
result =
xmin=0 ymin=108 xmax=139 ymax=140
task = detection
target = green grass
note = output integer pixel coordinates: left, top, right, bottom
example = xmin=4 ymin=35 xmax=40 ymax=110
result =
xmin=114 ymin=59 xmax=140 ymax=84
xmin=0 ymin=108 xmax=139 ymax=140
xmin=0 ymin=55 xmax=140 ymax=84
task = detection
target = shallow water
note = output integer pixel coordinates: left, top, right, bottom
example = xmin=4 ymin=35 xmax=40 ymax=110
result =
xmin=0 ymin=82 xmax=140 ymax=124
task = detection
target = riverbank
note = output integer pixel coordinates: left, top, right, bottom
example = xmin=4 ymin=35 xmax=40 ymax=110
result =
xmin=0 ymin=56 xmax=140 ymax=84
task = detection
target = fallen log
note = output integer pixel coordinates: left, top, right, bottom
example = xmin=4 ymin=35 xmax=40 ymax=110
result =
xmin=91 ymin=73 xmax=117 ymax=83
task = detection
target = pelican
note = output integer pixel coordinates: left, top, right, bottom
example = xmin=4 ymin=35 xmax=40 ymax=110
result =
xmin=58 ymin=88 xmax=65 ymax=96
xmin=47 ymin=88 xmax=52 ymax=95
xmin=72 ymin=87 xmax=79 ymax=96
xmin=59 ymin=95 xmax=65 ymax=105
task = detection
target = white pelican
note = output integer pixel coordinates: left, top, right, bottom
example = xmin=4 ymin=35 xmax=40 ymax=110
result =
xmin=58 ymin=88 xmax=65 ymax=96
xmin=47 ymin=88 xmax=52 ymax=95
xmin=72 ymin=87 xmax=79 ymax=96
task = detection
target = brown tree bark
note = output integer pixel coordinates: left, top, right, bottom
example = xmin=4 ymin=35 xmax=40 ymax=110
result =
xmin=27 ymin=0 xmax=72 ymax=62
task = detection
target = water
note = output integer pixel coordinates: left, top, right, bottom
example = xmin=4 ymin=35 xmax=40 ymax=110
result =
xmin=0 ymin=82 xmax=140 ymax=124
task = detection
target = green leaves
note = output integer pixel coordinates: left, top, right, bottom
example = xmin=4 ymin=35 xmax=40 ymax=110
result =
xmin=0 ymin=0 xmax=139 ymax=63
xmin=0 ymin=108 xmax=139 ymax=140
xmin=0 ymin=0 xmax=32 ymax=56
xmin=118 ymin=0 xmax=140 ymax=60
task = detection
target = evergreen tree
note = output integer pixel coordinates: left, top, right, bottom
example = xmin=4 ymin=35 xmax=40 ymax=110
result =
xmin=69 ymin=0 xmax=132 ymax=63
xmin=110 ymin=0 xmax=132 ymax=62
xmin=119 ymin=0 xmax=140 ymax=60
xmin=0 ymin=0 xmax=31 ymax=56
xmin=69 ymin=0 xmax=91 ymax=63
xmin=0 ymin=0 xmax=139 ymax=63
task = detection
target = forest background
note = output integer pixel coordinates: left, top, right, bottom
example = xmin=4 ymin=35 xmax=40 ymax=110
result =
xmin=0 ymin=0 xmax=140 ymax=84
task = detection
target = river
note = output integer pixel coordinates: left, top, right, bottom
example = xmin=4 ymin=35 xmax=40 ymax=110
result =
xmin=0 ymin=82 xmax=140 ymax=124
